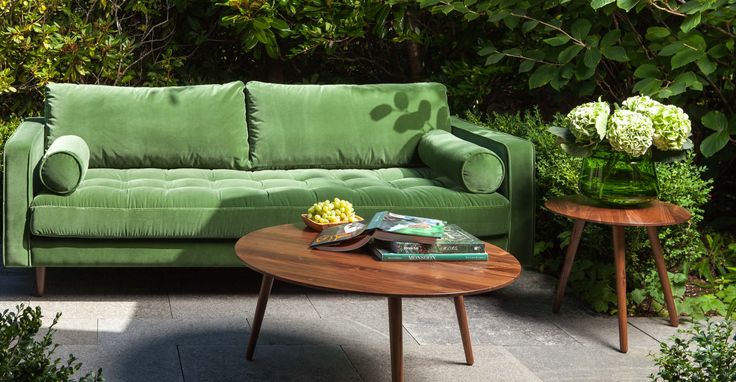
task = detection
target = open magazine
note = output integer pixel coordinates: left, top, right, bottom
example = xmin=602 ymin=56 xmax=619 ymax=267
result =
xmin=310 ymin=211 xmax=446 ymax=252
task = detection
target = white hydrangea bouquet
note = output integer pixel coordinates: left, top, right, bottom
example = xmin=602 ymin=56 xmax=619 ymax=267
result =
xmin=549 ymin=96 xmax=693 ymax=162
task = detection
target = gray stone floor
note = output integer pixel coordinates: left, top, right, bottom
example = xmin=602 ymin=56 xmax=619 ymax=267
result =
xmin=1 ymin=266 xmax=685 ymax=382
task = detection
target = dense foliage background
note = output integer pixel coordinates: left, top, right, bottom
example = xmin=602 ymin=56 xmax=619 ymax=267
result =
xmin=1 ymin=0 xmax=734 ymax=317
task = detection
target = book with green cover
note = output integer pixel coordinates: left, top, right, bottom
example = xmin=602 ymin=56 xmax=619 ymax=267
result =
xmin=382 ymin=224 xmax=485 ymax=254
xmin=371 ymin=247 xmax=488 ymax=262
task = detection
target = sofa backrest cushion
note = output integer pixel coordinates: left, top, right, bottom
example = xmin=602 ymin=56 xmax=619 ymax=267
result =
xmin=45 ymin=82 xmax=249 ymax=169
xmin=245 ymin=81 xmax=451 ymax=169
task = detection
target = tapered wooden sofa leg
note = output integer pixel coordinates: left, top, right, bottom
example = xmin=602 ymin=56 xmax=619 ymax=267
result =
xmin=35 ymin=267 xmax=46 ymax=297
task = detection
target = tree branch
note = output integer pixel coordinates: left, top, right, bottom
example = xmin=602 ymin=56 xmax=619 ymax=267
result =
xmin=509 ymin=13 xmax=586 ymax=47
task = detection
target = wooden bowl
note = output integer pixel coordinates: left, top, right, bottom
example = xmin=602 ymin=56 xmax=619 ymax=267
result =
xmin=301 ymin=214 xmax=364 ymax=232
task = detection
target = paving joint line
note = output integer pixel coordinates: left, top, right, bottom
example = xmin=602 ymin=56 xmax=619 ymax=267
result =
xmin=167 ymin=294 xmax=174 ymax=319
xmin=338 ymin=344 xmax=364 ymax=382
xmin=305 ymin=294 xmax=323 ymax=318
xmin=551 ymin=320 xmax=585 ymax=346
xmin=402 ymin=324 xmax=421 ymax=346
xmin=175 ymin=345 xmax=187 ymax=382
xmin=628 ymin=320 xmax=664 ymax=344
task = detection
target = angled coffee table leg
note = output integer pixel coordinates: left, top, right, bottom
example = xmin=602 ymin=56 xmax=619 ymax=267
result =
xmin=246 ymin=274 xmax=274 ymax=360
xmin=388 ymin=297 xmax=403 ymax=382
xmin=647 ymin=227 xmax=679 ymax=327
xmin=453 ymin=296 xmax=474 ymax=365
xmin=554 ymin=220 xmax=585 ymax=313
xmin=612 ymin=226 xmax=628 ymax=353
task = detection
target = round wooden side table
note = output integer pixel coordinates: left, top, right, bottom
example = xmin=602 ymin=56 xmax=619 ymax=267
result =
xmin=545 ymin=195 xmax=691 ymax=353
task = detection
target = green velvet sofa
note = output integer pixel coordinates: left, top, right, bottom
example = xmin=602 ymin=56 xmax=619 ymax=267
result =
xmin=3 ymin=81 xmax=534 ymax=294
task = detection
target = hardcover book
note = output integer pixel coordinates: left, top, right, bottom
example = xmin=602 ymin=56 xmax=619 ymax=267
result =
xmin=382 ymin=224 xmax=485 ymax=254
xmin=310 ymin=211 xmax=446 ymax=252
xmin=371 ymin=247 xmax=488 ymax=262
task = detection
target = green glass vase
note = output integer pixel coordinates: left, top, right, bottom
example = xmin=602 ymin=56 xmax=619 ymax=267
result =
xmin=578 ymin=144 xmax=658 ymax=207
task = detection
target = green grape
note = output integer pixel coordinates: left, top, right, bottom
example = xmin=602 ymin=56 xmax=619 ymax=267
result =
xmin=306 ymin=197 xmax=359 ymax=224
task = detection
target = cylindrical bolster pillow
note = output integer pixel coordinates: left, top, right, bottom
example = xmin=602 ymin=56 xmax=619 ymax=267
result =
xmin=418 ymin=129 xmax=505 ymax=194
xmin=40 ymin=135 xmax=90 ymax=194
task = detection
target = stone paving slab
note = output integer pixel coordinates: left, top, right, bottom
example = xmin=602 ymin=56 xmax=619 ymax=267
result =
xmin=253 ymin=315 xmax=420 ymax=347
xmin=29 ymin=293 xmax=172 ymax=319
xmin=342 ymin=343 xmax=542 ymax=382
xmin=307 ymin=292 xmax=458 ymax=320
xmin=39 ymin=317 xmax=98 ymax=345
xmin=57 ymin=344 xmax=183 ymax=382
xmin=306 ymin=292 xmax=457 ymax=333
xmin=98 ymin=318 xmax=249 ymax=346
xmin=505 ymin=345 xmax=656 ymax=381
xmin=179 ymin=344 xmax=362 ymax=382
xmin=627 ymin=316 xmax=688 ymax=343
xmin=169 ymin=292 xmax=320 ymax=320
xmin=0 ymin=300 xmax=29 ymax=313
xmin=404 ymin=313 xmax=580 ymax=347
xmin=0 ymin=267 xmax=680 ymax=381
xmin=551 ymin=314 xmax=660 ymax=350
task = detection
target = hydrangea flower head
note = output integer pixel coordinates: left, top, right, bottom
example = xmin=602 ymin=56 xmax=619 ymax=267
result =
xmin=622 ymin=96 xmax=691 ymax=150
xmin=622 ymin=95 xmax=662 ymax=117
xmin=565 ymin=101 xmax=610 ymax=145
xmin=607 ymin=109 xmax=654 ymax=157
xmin=649 ymin=104 xmax=691 ymax=150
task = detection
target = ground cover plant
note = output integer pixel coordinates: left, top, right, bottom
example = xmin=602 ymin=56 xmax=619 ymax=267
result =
xmin=650 ymin=319 xmax=736 ymax=381
xmin=0 ymin=304 xmax=102 ymax=381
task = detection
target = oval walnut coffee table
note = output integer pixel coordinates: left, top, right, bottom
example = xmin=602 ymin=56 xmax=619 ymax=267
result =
xmin=235 ymin=224 xmax=522 ymax=382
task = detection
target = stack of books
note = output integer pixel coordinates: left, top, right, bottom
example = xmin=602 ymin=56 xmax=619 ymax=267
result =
xmin=372 ymin=224 xmax=486 ymax=261
xmin=310 ymin=211 xmax=487 ymax=262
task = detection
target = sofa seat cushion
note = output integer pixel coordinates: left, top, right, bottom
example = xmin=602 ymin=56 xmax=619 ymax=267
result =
xmin=30 ymin=168 xmax=510 ymax=239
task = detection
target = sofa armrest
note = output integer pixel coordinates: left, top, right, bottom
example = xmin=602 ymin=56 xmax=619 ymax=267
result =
xmin=4 ymin=118 xmax=45 ymax=267
xmin=450 ymin=116 xmax=535 ymax=264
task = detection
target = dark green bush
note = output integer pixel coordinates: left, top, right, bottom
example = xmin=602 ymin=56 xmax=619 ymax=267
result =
xmin=423 ymin=0 xmax=736 ymax=158
xmin=0 ymin=304 xmax=102 ymax=381
xmin=466 ymin=109 xmax=713 ymax=313
xmin=651 ymin=319 xmax=736 ymax=382
xmin=0 ymin=0 xmax=190 ymax=117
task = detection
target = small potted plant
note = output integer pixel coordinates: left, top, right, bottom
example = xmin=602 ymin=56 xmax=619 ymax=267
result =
xmin=550 ymin=96 xmax=693 ymax=206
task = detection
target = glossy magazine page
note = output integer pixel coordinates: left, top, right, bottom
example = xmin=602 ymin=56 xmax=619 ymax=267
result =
xmin=367 ymin=211 xmax=445 ymax=238
xmin=310 ymin=222 xmax=368 ymax=247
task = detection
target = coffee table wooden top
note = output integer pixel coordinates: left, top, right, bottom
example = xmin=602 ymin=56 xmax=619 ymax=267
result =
xmin=235 ymin=224 xmax=522 ymax=297
xmin=545 ymin=195 xmax=690 ymax=227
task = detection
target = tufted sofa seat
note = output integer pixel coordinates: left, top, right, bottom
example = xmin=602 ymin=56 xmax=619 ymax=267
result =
xmin=30 ymin=168 xmax=510 ymax=239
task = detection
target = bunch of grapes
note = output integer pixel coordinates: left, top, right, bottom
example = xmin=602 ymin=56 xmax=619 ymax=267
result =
xmin=307 ymin=198 xmax=358 ymax=224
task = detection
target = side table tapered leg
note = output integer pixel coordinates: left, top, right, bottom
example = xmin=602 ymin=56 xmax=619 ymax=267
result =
xmin=612 ymin=226 xmax=628 ymax=353
xmin=647 ymin=227 xmax=679 ymax=327
xmin=246 ymin=274 xmax=274 ymax=360
xmin=553 ymin=220 xmax=586 ymax=313
xmin=388 ymin=297 xmax=403 ymax=382
xmin=453 ymin=296 xmax=474 ymax=365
